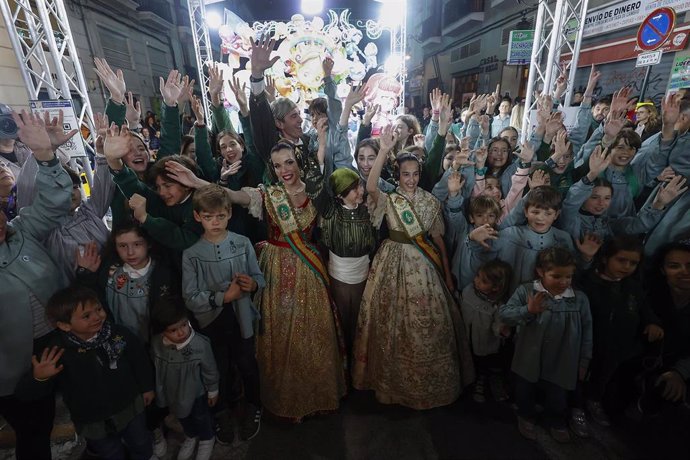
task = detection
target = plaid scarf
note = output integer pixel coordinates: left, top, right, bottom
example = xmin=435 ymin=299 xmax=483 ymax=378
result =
xmin=66 ymin=321 xmax=126 ymax=370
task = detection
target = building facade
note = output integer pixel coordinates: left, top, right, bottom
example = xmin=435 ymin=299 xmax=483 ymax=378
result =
xmin=409 ymin=0 xmax=690 ymax=108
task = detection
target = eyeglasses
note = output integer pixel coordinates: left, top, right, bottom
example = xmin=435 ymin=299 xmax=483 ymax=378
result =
xmin=199 ymin=213 xmax=228 ymax=222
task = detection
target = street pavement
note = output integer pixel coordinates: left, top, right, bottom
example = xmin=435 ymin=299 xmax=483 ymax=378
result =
xmin=1 ymin=389 xmax=688 ymax=459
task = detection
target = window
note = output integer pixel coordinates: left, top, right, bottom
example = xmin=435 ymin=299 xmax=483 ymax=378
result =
xmin=98 ymin=29 xmax=132 ymax=70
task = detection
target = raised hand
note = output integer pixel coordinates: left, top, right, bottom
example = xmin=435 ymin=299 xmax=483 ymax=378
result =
xmin=265 ymin=74 xmax=277 ymax=103
xmin=378 ymin=124 xmax=398 ymax=153
xmin=587 ymin=145 xmax=611 ymax=179
xmin=43 ymin=110 xmax=78 ymax=150
xmin=322 ymin=56 xmax=334 ymax=78
xmin=228 ymin=76 xmax=249 ymax=116
xmin=159 ymin=70 xmax=184 ymax=107
xmin=12 ymin=111 xmax=53 ymax=160
xmin=94 ymin=57 xmax=125 ymax=104
xmin=603 ymin=112 xmax=627 ymax=140
xmin=439 ymin=93 xmax=452 ymax=135
xmin=178 ymin=75 xmax=195 ymax=106
xmin=544 ymin=112 xmax=564 ymax=140
xmin=469 ymin=223 xmax=498 ymax=250
xmin=474 ymin=145 xmax=488 ymax=169
xmin=610 ymin=86 xmax=632 ymax=115
xmin=429 ymin=88 xmax=442 ymax=119
xmin=125 ymin=91 xmax=141 ymax=128
xmin=553 ymin=69 xmax=568 ymax=100
xmin=527 ymin=291 xmax=548 ymax=314
xmin=191 ymin=96 xmax=205 ymax=126
xmin=460 ymin=136 xmax=471 ymax=150
xmin=208 ymin=64 xmax=224 ymax=107
xmin=478 ymin=114 xmax=490 ymax=134
xmin=452 ymin=149 xmax=474 ymax=170
xmin=129 ymin=193 xmax=148 ymax=223
xmin=94 ymin=112 xmax=110 ymax=155
xmin=661 ymin=92 xmax=683 ymax=132
xmin=32 ymin=346 xmax=64 ymax=381
xmin=362 ymin=103 xmax=380 ymax=126
xmin=653 ymin=174 xmax=688 ymax=209
xmin=551 ymin=130 xmax=570 ymax=161
xmin=250 ymin=36 xmax=279 ymax=78
xmin=76 ymin=241 xmax=102 ymax=273
xmin=344 ymin=84 xmax=368 ymax=109
xmin=528 ymin=169 xmax=549 ymax=189
xmin=103 ymin=123 xmax=131 ymax=166
xmin=447 ymin=170 xmax=465 ymax=196
xmin=315 ymin=116 xmax=329 ymax=152
xmin=517 ymin=141 xmax=536 ymax=164
xmin=584 ymin=64 xmax=601 ymax=95
xmin=220 ymin=158 xmax=242 ymax=180
xmin=576 ymin=233 xmax=603 ymax=261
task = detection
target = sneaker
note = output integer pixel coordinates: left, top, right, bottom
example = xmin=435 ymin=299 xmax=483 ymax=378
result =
xmin=569 ymin=409 xmax=590 ymax=438
xmin=195 ymin=438 xmax=215 ymax=460
xmin=153 ymin=428 xmax=167 ymax=457
xmin=473 ymin=375 xmax=487 ymax=403
xmin=517 ymin=416 xmax=537 ymax=440
xmin=214 ymin=410 xmax=235 ymax=445
xmin=489 ymin=372 xmax=509 ymax=402
xmin=240 ymin=404 xmax=263 ymax=441
xmin=549 ymin=427 xmax=571 ymax=443
xmin=177 ymin=436 xmax=197 ymax=460
xmin=587 ymin=400 xmax=611 ymax=426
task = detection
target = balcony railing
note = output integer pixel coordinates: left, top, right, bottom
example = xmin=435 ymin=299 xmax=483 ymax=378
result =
xmin=135 ymin=0 xmax=174 ymax=24
xmin=421 ymin=15 xmax=442 ymax=42
xmin=443 ymin=0 xmax=485 ymax=29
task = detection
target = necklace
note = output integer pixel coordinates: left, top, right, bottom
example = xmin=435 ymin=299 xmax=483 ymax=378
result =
xmin=285 ymin=182 xmax=306 ymax=195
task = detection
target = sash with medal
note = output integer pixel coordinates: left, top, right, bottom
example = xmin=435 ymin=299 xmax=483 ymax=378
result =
xmin=264 ymin=185 xmax=348 ymax=372
xmin=264 ymin=185 xmax=331 ymax=288
xmin=388 ymin=192 xmax=444 ymax=274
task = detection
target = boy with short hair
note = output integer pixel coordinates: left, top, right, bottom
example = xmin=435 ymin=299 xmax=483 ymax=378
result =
xmin=182 ymin=184 xmax=265 ymax=442
xmin=470 ymin=185 xmax=596 ymax=292
xmin=24 ymin=285 xmax=155 ymax=460
xmin=151 ymin=297 xmax=218 ymax=460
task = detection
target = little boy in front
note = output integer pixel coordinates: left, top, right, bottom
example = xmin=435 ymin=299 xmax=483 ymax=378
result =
xmin=23 ymin=286 xmax=155 ymax=460
xmin=182 ymin=184 xmax=265 ymax=442
xmin=470 ymin=186 xmax=596 ymax=292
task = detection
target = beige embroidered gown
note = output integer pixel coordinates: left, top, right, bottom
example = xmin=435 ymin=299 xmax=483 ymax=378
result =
xmin=352 ymin=188 xmax=475 ymax=409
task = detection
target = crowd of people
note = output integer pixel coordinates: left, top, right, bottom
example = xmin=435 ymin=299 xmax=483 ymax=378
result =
xmin=0 ymin=36 xmax=689 ymax=460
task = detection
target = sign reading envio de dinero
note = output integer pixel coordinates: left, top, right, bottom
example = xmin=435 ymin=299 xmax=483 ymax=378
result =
xmin=584 ymin=0 xmax=690 ymax=37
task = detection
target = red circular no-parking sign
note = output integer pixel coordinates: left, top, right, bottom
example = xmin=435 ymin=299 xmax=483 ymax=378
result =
xmin=637 ymin=7 xmax=676 ymax=51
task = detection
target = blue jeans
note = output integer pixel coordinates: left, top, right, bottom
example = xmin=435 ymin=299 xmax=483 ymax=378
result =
xmin=86 ymin=411 xmax=152 ymax=460
xmin=178 ymin=396 xmax=215 ymax=440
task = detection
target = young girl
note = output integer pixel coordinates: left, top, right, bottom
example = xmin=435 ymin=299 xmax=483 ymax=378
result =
xmin=75 ymin=221 xmax=181 ymax=345
xmin=352 ymin=126 xmax=475 ymax=409
xmin=460 ymin=259 xmax=513 ymax=403
xmin=151 ymin=297 xmax=218 ymax=460
xmin=574 ymin=237 xmax=663 ymax=433
xmin=500 ymin=247 xmax=593 ymax=443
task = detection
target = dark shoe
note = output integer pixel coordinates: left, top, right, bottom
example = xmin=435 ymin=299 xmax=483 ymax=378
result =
xmin=587 ymin=400 xmax=611 ymax=426
xmin=489 ymin=372 xmax=509 ymax=402
xmin=239 ymin=404 xmax=262 ymax=441
xmin=549 ymin=427 xmax=571 ymax=443
xmin=214 ymin=410 xmax=234 ymax=445
xmin=473 ymin=375 xmax=486 ymax=403
xmin=569 ymin=409 xmax=590 ymax=438
xmin=517 ymin=416 xmax=537 ymax=440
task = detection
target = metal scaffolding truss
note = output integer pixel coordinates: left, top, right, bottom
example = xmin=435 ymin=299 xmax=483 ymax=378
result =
xmin=390 ymin=4 xmax=407 ymax=114
xmin=0 ymin=0 xmax=96 ymax=153
xmin=521 ymin=0 xmax=589 ymax=140
xmin=187 ymin=0 xmax=213 ymax=124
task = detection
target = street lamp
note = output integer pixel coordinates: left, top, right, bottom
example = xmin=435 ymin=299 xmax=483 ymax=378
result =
xmin=301 ymin=0 xmax=324 ymax=15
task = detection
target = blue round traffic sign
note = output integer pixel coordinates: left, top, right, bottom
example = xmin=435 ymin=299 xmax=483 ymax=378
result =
xmin=637 ymin=7 xmax=676 ymax=51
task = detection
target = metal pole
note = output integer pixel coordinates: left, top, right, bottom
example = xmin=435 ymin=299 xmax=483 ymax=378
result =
xmin=639 ymin=65 xmax=652 ymax=101
xmin=564 ymin=0 xmax=589 ymax=107
xmin=521 ymin=0 xmax=547 ymax=141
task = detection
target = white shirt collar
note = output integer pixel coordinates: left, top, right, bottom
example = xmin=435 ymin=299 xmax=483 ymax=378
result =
xmin=162 ymin=325 xmax=195 ymax=350
xmin=123 ymin=258 xmax=152 ymax=279
xmin=533 ymin=280 xmax=575 ymax=300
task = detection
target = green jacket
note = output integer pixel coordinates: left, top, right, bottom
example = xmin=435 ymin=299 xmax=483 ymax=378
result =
xmin=111 ymin=165 xmax=202 ymax=251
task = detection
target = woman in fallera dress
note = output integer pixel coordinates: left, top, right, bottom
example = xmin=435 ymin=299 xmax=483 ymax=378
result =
xmin=352 ymin=126 xmax=475 ymax=409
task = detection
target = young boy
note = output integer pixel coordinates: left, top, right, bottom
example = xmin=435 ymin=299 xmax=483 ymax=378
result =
xmin=24 ymin=285 xmax=155 ymax=460
xmin=181 ymin=184 xmax=265 ymax=443
xmin=151 ymin=297 xmax=218 ymax=460
xmin=470 ymin=185 xmax=596 ymax=292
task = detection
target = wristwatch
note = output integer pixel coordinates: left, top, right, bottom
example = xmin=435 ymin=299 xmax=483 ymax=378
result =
xmin=249 ymin=75 xmax=264 ymax=83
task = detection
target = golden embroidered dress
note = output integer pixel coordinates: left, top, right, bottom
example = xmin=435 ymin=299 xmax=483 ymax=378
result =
xmin=243 ymin=186 xmax=346 ymax=420
xmin=352 ymin=188 xmax=475 ymax=409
